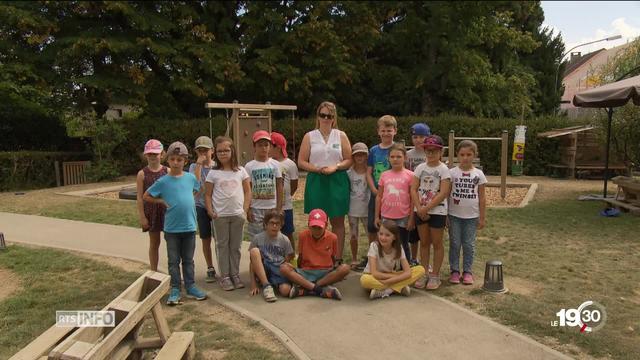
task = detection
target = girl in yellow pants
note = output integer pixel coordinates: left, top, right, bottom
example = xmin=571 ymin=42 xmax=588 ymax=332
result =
xmin=360 ymin=221 xmax=426 ymax=299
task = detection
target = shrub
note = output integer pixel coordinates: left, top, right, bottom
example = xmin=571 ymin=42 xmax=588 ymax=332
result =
xmin=272 ymin=114 xmax=589 ymax=175
xmin=0 ymin=151 xmax=91 ymax=191
xmin=112 ymin=113 xmax=590 ymax=176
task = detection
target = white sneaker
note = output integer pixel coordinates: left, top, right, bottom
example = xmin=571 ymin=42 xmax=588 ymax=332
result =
xmin=400 ymin=286 xmax=411 ymax=296
xmin=262 ymin=285 xmax=277 ymax=302
xmin=369 ymin=289 xmax=390 ymax=300
xmin=414 ymin=274 xmax=428 ymax=289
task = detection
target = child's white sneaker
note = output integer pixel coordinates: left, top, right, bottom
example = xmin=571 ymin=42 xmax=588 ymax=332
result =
xmin=262 ymin=285 xmax=277 ymax=302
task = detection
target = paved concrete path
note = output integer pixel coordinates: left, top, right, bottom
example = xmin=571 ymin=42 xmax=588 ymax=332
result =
xmin=0 ymin=212 xmax=571 ymax=360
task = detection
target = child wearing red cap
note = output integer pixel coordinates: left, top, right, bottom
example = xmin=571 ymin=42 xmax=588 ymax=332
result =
xmin=279 ymin=209 xmax=350 ymax=300
xmin=136 ymin=139 xmax=167 ymax=271
xmin=244 ymin=130 xmax=284 ymax=246
xmin=269 ymin=131 xmax=299 ymax=250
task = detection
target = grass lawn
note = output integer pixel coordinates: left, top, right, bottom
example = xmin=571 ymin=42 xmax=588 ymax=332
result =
xmin=0 ymin=245 xmax=292 ymax=360
xmin=1 ymin=179 xmax=639 ymax=358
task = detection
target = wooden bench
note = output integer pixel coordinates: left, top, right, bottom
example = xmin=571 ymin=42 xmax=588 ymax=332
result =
xmin=10 ymin=271 xmax=195 ymax=360
xmin=62 ymin=161 xmax=91 ymax=186
xmin=155 ymin=332 xmax=195 ymax=360
xmin=575 ymin=164 xmax=627 ymax=180
xmin=606 ymin=176 xmax=640 ymax=216
xmin=547 ymin=163 xmax=627 ymax=179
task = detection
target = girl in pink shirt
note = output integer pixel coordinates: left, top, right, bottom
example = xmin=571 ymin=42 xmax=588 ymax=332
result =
xmin=375 ymin=143 xmax=415 ymax=261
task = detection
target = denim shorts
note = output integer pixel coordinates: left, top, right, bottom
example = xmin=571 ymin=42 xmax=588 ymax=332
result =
xmin=295 ymin=268 xmax=331 ymax=283
xmin=281 ymin=209 xmax=295 ymax=235
xmin=263 ymin=259 xmax=289 ymax=286
xmin=196 ymin=206 xmax=213 ymax=239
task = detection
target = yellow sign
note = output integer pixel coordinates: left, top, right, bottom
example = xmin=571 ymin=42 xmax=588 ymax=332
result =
xmin=512 ymin=142 xmax=525 ymax=161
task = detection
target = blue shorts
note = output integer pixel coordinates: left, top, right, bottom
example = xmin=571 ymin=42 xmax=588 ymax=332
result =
xmin=263 ymin=259 xmax=289 ymax=286
xmin=295 ymin=268 xmax=331 ymax=283
xmin=281 ymin=209 xmax=295 ymax=235
xmin=196 ymin=206 xmax=213 ymax=239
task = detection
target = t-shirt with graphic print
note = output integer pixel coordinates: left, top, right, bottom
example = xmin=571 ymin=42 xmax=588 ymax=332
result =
xmin=405 ymin=148 xmax=426 ymax=171
xmin=367 ymin=144 xmax=392 ymax=189
xmin=249 ymin=231 xmax=293 ymax=265
xmin=413 ymin=161 xmax=451 ymax=216
xmin=363 ymin=241 xmax=406 ymax=274
xmin=347 ymin=168 xmax=370 ymax=217
xmin=244 ymin=158 xmax=282 ymax=210
xmin=378 ymin=168 xmax=414 ymax=219
xmin=449 ymin=166 xmax=487 ymax=219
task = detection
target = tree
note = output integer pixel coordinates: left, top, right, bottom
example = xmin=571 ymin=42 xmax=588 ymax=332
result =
xmin=0 ymin=2 xmax=68 ymax=150
xmin=594 ymin=38 xmax=640 ymax=168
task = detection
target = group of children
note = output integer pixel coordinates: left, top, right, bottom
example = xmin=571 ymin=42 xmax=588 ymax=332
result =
xmin=353 ymin=116 xmax=487 ymax=295
xmin=136 ymin=114 xmax=486 ymax=304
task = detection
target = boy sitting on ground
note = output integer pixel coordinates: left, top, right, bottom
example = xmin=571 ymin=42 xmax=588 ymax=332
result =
xmin=249 ymin=210 xmax=294 ymax=303
xmin=280 ymin=209 xmax=350 ymax=300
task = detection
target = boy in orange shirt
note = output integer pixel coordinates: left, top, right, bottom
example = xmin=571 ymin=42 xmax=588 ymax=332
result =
xmin=280 ymin=209 xmax=350 ymax=300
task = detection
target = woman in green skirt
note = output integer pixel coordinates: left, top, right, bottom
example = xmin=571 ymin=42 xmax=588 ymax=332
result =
xmin=298 ymin=101 xmax=353 ymax=261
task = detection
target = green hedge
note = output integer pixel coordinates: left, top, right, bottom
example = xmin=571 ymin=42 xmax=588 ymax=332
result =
xmin=115 ymin=114 xmax=590 ymax=176
xmin=0 ymin=151 xmax=91 ymax=191
xmin=273 ymin=114 xmax=591 ymax=176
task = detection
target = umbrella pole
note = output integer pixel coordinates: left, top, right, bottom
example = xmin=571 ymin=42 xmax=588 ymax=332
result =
xmin=604 ymin=107 xmax=613 ymax=198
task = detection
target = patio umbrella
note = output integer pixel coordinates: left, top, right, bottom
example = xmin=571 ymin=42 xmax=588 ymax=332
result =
xmin=572 ymin=74 xmax=640 ymax=197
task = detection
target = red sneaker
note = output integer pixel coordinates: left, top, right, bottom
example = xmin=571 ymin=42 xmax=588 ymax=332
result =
xmin=462 ymin=272 xmax=474 ymax=285
xmin=449 ymin=271 xmax=461 ymax=284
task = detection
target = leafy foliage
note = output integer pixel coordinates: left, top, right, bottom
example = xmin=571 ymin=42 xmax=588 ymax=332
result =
xmin=1 ymin=1 xmax=564 ymax=122
xmin=593 ymin=38 xmax=640 ymax=168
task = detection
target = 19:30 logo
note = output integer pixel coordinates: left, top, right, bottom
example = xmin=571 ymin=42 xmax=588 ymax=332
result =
xmin=551 ymin=301 xmax=607 ymax=333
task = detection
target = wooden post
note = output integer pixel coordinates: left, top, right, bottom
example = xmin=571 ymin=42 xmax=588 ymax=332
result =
xmin=54 ymin=161 xmax=61 ymax=187
xmin=501 ymin=130 xmax=508 ymax=199
xmin=448 ymin=130 xmax=455 ymax=168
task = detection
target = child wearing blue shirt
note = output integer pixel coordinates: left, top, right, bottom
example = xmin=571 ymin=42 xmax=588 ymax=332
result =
xmin=144 ymin=141 xmax=208 ymax=305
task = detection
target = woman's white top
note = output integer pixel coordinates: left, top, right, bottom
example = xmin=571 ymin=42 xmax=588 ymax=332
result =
xmin=308 ymin=129 xmax=343 ymax=167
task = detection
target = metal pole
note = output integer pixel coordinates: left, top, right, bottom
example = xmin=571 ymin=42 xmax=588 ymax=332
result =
xmin=208 ymin=108 xmax=212 ymax=140
xmin=604 ymin=107 xmax=613 ymax=198
xmin=501 ymin=130 xmax=508 ymax=199
xmin=448 ymin=130 xmax=455 ymax=168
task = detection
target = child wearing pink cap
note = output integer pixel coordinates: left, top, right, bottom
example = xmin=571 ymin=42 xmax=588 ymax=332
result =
xmin=136 ymin=139 xmax=167 ymax=271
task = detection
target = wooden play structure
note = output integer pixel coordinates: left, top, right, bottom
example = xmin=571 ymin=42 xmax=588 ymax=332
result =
xmin=10 ymin=271 xmax=195 ymax=360
xmin=537 ymin=125 xmax=626 ymax=179
xmin=205 ymin=102 xmax=297 ymax=165
xmin=605 ymin=176 xmax=640 ymax=215
xmin=447 ymin=130 xmax=509 ymax=199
